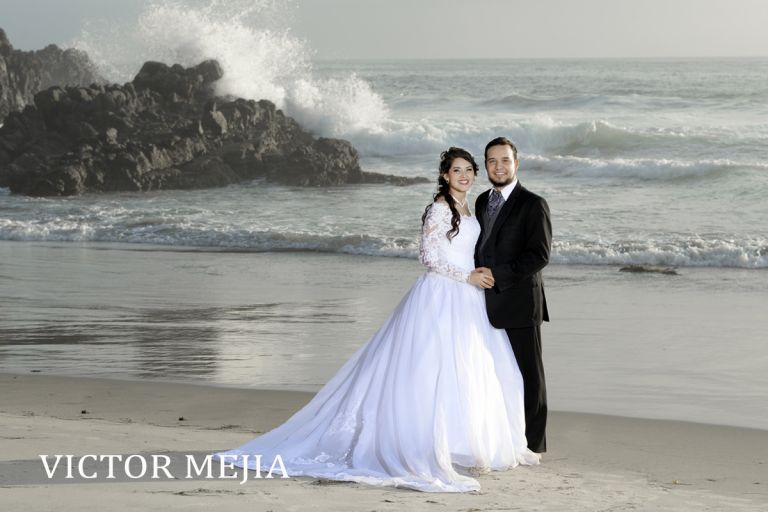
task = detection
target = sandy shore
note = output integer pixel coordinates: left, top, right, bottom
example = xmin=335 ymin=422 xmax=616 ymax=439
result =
xmin=1 ymin=373 xmax=765 ymax=511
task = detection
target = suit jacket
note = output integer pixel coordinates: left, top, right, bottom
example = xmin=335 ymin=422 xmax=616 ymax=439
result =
xmin=474 ymin=182 xmax=551 ymax=329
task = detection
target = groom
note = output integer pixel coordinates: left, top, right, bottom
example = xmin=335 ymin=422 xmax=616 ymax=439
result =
xmin=473 ymin=137 xmax=551 ymax=453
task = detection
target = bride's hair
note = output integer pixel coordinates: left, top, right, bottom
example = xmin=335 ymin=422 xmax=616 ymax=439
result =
xmin=422 ymin=147 xmax=479 ymax=240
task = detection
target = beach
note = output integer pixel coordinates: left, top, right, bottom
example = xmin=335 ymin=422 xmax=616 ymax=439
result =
xmin=1 ymin=241 xmax=767 ymax=510
xmin=2 ymin=44 xmax=767 ymax=509
xmin=1 ymin=373 xmax=766 ymax=511
xmin=4 ymin=57 xmax=767 ymax=434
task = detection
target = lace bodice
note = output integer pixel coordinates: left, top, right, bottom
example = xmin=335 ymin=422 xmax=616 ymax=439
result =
xmin=418 ymin=201 xmax=480 ymax=283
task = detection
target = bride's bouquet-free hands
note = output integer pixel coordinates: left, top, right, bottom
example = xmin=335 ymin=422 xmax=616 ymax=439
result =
xmin=469 ymin=267 xmax=494 ymax=289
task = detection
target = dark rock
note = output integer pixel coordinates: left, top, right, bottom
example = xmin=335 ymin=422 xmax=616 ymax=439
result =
xmin=202 ymin=109 xmax=228 ymax=135
xmin=0 ymin=27 xmax=103 ymax=121
xmin=619 ymin=264 xmax=679 ymax=276
xmin=0 ymin=29 xmax=12 ymax=57
xmin=0 ymin=47 xmax=426 ymax=195
xmin=266 ymin=137 xmax=364 ymax=186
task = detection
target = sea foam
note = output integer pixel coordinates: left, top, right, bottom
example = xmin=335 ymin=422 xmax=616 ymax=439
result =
xmin=71 ymin=0 xmax=389 ymax=137
xmin=2 ymin=216 xmax=765 ymax=269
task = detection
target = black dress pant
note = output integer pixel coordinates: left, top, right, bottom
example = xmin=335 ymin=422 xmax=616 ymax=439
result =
xmin=505 ymin=325 xmax=547 ymax=453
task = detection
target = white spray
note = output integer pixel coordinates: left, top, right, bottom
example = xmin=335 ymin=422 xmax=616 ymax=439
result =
xmin=70 ymin=0 xmax=389 ymax=137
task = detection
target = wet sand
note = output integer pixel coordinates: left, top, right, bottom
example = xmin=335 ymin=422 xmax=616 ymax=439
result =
xmin=1 ymin=241 xmax=766 ymax=429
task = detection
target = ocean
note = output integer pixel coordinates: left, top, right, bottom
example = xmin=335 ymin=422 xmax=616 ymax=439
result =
xmin=1 ymin=1 xmax=766 ymax=429
xmin=2 ymin=58 xmax=766 ymax=268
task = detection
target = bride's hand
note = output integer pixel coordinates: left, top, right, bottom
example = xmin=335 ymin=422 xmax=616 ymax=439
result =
xmin=469 ymin=269 xmax=494 ymax=289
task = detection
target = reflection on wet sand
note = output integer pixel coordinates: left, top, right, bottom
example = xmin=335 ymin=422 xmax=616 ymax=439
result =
xmin=1 ymin=299 xmax=359 ymax=383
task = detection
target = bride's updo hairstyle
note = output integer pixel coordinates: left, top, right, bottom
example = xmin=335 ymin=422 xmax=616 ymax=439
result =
xmin=422 ymin=146 xmax=479 ymax=241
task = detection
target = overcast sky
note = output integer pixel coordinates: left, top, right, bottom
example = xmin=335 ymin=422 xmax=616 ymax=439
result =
xmin=2 ymin=0 xmax=767 ymax=58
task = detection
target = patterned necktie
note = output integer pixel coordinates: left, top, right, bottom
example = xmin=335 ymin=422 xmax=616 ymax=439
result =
xmin=487 ymin=189 xmax=504 ymax=219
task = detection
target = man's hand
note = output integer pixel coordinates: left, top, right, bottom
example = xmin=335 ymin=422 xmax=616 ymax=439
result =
xmin=469 ymin=267 xmax=495 ymax=289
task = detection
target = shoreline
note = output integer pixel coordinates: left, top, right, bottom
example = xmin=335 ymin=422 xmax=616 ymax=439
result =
xmin=1 ymin=372 xmax=766 ymax=510
xmin=2 ymin=238 xmax=767 ymax=270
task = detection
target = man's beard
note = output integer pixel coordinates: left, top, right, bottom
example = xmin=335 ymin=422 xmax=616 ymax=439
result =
xmin=489 ymin=175 xmax=514 ymax=187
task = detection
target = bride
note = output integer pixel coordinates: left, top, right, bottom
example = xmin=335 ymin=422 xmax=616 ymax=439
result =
xmin=214 ymin=147 xmax=539 ymax=492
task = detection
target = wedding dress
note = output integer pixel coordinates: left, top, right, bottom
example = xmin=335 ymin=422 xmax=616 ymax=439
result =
xmin=214 ymin=201 xmax=539 ymax=492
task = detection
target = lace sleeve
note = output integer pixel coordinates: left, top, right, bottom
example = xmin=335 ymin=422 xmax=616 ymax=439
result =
xmin=419 ymin=202 xmax=470 ymax=283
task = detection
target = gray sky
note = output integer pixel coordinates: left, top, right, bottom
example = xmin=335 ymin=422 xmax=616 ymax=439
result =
xmin=1 ymin=0 xmax=767 ymax=58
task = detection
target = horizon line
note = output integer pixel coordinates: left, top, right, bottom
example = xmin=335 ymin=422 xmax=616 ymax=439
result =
xmin=309 ymin=54 xmax=768 ymax=62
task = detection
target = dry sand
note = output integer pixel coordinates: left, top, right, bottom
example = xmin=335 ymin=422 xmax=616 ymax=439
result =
xmin=1 ymin=373 xmax=765 ymax=511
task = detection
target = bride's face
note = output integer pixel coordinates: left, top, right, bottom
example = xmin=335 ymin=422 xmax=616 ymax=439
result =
xmin=442 ymin=157 xmax=475 ymax=194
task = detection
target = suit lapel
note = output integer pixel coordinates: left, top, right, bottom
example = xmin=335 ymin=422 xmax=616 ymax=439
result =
xmin=476 ymin=190 xmax=490 ymax=231
xmin=487 ymin=182 xmax=523 ymax=244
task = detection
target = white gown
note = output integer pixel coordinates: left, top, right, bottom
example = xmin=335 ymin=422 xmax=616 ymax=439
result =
xmin=214 ymin=201 xmax=539 ymax=492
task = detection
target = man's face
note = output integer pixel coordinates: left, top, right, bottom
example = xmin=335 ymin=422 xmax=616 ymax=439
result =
xmin=485 ymin=145 xmax=519 ymax=188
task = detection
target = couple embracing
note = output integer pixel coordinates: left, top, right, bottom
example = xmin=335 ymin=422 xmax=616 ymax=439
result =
xmin=216 ymin=137 xmax=552 ymax=493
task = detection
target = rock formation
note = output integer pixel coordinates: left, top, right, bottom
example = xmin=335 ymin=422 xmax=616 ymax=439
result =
xmin=0 ymin=28 xmax=102 ymax=121
xmin=0 ymin=56 xmax=426 ymax=196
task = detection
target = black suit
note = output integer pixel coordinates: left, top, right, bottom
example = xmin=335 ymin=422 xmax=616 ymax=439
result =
xmin=475 ymin=182 xmax=551 ymax=452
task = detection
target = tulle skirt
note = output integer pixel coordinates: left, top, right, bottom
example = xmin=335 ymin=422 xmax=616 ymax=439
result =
xmin=214 ymin=272 xmax=539 ymax=492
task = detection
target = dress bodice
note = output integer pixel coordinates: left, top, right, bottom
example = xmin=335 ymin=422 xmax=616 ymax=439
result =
xmin=419 ymin=201 xmax=480 ymax=282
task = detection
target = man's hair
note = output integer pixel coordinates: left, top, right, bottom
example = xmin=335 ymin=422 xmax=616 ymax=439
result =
xmin=484 ymin=137 xmax=518 ymax=161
